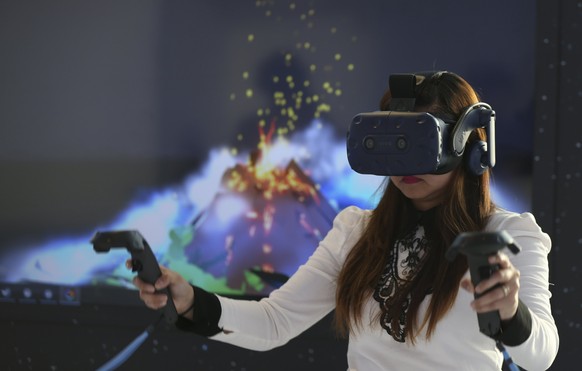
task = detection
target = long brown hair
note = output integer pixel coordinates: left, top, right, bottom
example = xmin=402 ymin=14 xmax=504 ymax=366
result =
xmin=335 ymin=72 xmax=496 ymax=342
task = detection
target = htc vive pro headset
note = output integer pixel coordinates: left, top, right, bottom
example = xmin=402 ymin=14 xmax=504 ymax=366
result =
xmin=346 ymin=72 xmax=496 ymax=176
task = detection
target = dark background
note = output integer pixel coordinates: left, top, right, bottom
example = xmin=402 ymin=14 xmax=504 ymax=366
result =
xmin=0 ymin=0 xmax=579 ymax=370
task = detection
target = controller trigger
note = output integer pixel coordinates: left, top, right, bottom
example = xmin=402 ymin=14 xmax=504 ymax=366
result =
xmin=131 ymin=258 xmax=143 ymax=273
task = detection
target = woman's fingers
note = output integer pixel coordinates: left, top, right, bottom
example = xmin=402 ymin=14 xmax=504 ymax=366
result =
xmin=461 ymin=252 xmax=520 ymax=321
xmin=126 ymin=258 xmax=194 ymax=316
xmin=126 ymin=258 xmax=171 ymax=309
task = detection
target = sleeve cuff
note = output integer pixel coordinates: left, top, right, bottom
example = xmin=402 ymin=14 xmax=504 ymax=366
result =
xmin=498 ymin=299 xmax=532 ymax=346
xmin=175 ymin=286 xmax=222 ymax=337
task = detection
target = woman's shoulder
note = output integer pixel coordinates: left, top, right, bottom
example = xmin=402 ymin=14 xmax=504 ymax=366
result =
xmin=336 ymin=205 xmax=372 ymax=219
xmin=486 ymin=207 xmax=551 ymax=250
xmin=487 ymin=208 xmax=542 ymax=231
xmin=330 ymin=205 xmax=371 ymax=239
xmin=334 ymin=205 xmax=373 ymax=228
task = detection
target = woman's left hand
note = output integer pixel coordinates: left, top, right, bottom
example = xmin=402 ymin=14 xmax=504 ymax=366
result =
xmin=460 ymin=252 xmax=520 ymax=321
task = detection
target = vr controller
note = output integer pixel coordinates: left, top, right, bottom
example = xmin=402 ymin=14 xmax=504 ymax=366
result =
xmin=446 ymin=231 xmax=521 ymax=338
xmin=91 ymin=230 xmax=178 ymax=324
xmin=346 ymin=73 xmax=496 ymax=176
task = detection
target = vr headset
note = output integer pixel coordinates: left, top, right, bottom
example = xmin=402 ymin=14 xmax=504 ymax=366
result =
xmin=346 ymin=72 xmax=496 ymax=176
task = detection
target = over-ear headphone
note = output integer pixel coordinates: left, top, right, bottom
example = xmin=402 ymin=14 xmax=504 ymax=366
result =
xmin=466 ymin=140 xmax=489 ymax=175
xmin=451 ymin=102 xmax=496 ymax=176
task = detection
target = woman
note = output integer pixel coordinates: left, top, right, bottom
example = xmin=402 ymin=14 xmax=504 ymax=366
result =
xmin=132 ymin=72 xmax=559 ymax=370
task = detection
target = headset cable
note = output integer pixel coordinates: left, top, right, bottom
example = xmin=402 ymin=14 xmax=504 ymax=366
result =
xmin=96 ymin=313 xmax=165 ymax=371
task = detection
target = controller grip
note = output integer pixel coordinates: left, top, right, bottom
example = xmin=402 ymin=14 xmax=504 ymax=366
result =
xmin=130 ymin=247 xmax=178 ymax=324
xmin=468 ymin=256 xmax=502 ymax=337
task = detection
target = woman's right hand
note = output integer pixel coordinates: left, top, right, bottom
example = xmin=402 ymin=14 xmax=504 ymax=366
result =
xmin=126 ymin=260 xmax=195 ymax=319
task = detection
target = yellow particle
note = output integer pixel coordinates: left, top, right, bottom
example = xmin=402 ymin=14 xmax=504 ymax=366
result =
xmin=265 ymin=10 xmax=272 ymax=17
xmin=300 ymin=14 xmax=306 ymax=21
xmin=257 ymin=108 xmax=264 ymax=116
xmin=309 ymin=64 xmax=317 ymax=72
xmin=245 ymin=89 xmax=254 ymax=98
xmin=290 ymin=3 xmax=296 ymax=10
xmin=330 ymin=27 xmax=337 ymax=34
xmin=230 ymin=148 xmax=238 ymax=156
xmin=273 ymin=76 xmax=280 ymax=83
xmin=306 ymin=97 xmax=312 ymax=104
xmin=274 ymin=92 xmax=287 ymax=105
xmin=347 ymin=63 xmax=355 ymax=71
xmin=237 ymin=134 xmax=244 ymax=141
xmin=286 ymin=75 xmax=294 ymax=83
xmin=308 ymin=9 xmax=315 ymax=16
xmin=259 ymin=119 xmax=266 ymax=127
xmin=288 ymin=82 xmax=295 ymax=89
xmin=317 ymin=103 xmax=331 ymax=112
xmin=335 ymin=89 xmax=342 ymax=96
xmin=303 ymin=80 xmax=310 ymax=87
xmin=322 ymin=81 xmax=331 ymax=89
xmin=334 ymin=53 xmax=342 ymax=61
xmin=285 ymin=53 xmax=292 ymax=61
xmin=248 ymin=34 xmax=255 ymax=42
xmin=304 ymin=42 xmax=311 ymax=49
xmin=229 ymin=93 xmax=236 ymax=101
xmin=312 ymin=95 xmax=319 ymax=102
xmin=242 ymin=71 xmax=249 ymax=79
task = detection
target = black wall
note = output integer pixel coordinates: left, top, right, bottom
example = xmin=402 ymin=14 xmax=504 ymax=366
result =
xmin=532 ymin=0 xmax=582 ymax=369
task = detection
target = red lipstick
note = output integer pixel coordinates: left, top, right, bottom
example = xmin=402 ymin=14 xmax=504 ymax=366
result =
xmin=402 ymin=176 xmax=422 ymax=184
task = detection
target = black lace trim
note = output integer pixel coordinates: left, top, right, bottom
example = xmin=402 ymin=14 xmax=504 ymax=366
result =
xmin=373 ymin=224 xmax=430 ymax=342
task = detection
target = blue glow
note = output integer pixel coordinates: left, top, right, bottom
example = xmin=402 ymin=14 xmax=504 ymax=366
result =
xmin=1 ymin=120 xmax=529 ymax=291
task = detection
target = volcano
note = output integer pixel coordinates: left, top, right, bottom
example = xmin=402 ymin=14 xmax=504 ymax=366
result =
xmin=180 ymin=150 xmax=337 ymax=295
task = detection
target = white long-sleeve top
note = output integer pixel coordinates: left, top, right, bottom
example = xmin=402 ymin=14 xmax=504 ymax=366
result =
xmin=208 ymin=206 xmax=559 ymax=370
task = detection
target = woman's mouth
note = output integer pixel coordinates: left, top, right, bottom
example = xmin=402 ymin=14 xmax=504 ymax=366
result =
xmin=402 ymin=176 xmax=422 ymax=184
